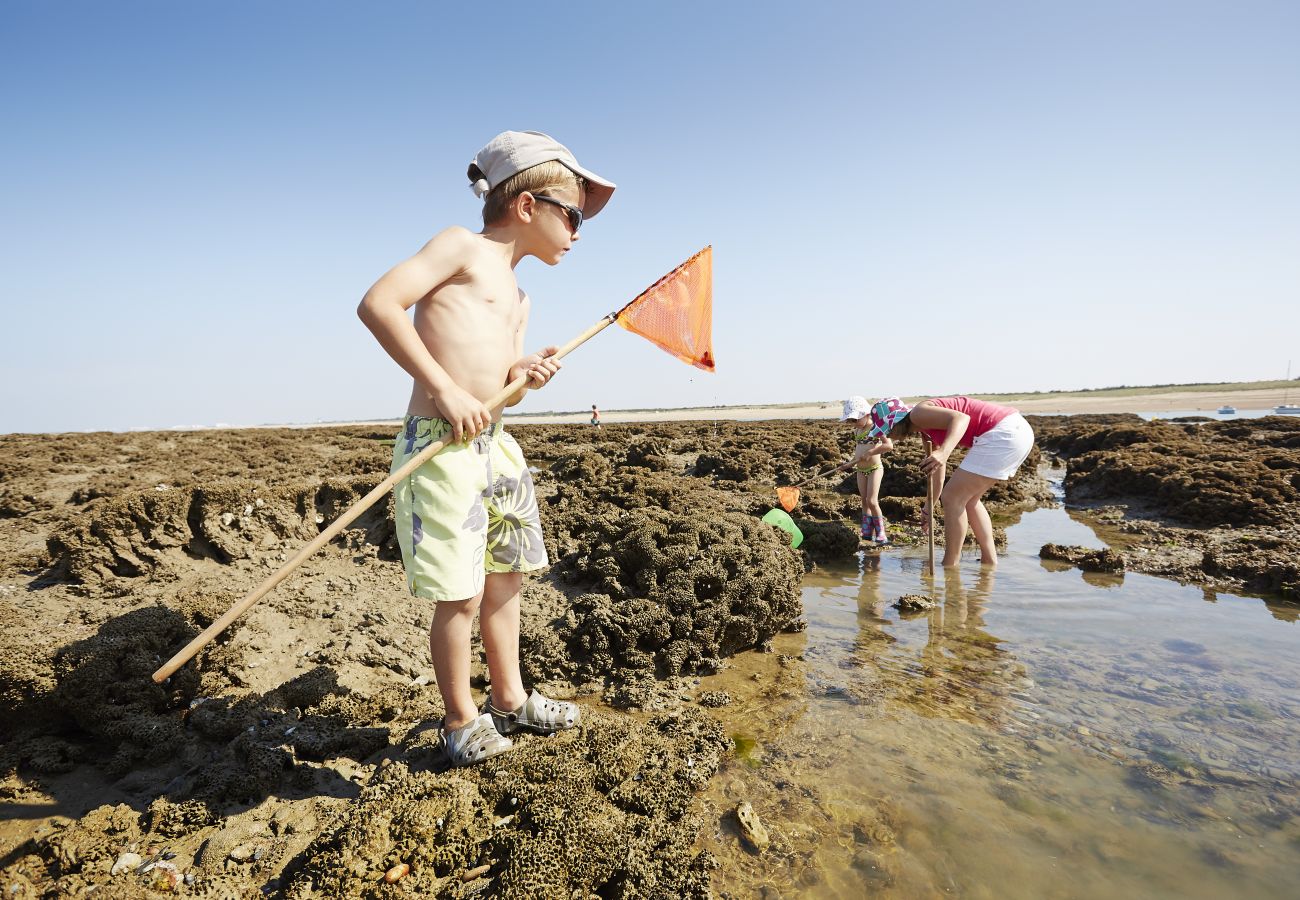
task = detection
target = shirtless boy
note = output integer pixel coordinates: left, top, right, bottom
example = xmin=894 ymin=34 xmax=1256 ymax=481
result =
xmin=357 ymin=130 xmax=615 ymax=765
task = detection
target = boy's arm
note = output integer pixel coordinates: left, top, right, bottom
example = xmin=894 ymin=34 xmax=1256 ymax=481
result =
xmin=357 ymin=227 xmax=490 ymax=442
xmin=504 ymin=292 xmax=561 ymax=407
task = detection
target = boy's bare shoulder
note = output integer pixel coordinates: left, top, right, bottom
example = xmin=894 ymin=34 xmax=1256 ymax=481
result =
xmin=420 ymin=224 xmax=481 ymax=257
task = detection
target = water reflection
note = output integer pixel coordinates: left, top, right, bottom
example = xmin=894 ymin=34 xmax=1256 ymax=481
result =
xmin=695 ymin=501 xmax=1300 ymax=898
xmin=851 ymin=566 xmax=1028 ymax=730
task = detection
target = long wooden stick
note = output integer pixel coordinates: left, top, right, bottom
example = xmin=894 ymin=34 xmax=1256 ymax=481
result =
xmin=923 ymin=435 xmax=936 ymax=575
xmin=152 ymin=313 xmax=619 ymax=683
xmin=793 ymin=464 xmax=842 ymax=488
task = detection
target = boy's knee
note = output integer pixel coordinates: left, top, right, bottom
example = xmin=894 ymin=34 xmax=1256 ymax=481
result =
xmin=433 ymin=594 xmax=482 ymax=623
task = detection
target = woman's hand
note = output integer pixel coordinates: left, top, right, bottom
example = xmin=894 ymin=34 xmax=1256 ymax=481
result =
xmin=919 ymin=447 xmax=949 ymax=475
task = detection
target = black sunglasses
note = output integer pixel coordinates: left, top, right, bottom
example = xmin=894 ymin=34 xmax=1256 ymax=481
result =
xmin=532 ymin=194 xmax=583 ymax=233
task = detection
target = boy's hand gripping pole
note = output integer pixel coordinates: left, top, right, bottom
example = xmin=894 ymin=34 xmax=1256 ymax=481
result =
xmin=151 ymin=315 xmax=618 ymax=684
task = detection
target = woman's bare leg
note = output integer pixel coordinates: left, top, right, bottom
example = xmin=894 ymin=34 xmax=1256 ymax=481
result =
xmin=938 ymin=468 xmax=998 ymax=568
xmin=965 ymin=496 xmax=997 ymax=566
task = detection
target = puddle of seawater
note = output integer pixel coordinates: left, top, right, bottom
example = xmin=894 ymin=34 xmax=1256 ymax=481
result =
xmin=696 ymin=471 xmax=1300 ymax=899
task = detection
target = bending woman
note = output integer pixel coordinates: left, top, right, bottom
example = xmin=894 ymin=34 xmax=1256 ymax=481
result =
xmin=864 ymin=396 xmax=1034 ymax=568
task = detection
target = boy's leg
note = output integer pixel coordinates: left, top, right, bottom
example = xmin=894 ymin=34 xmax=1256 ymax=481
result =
xmin=939 ymin=469 xmax=997 ymax=568
xmin=430 ymin=594 xmax=483 ymax=731
xmin=964 ymin=497 xmax=997 ymax=566
xmin=479 ymin=572 xmax=527 ymax=712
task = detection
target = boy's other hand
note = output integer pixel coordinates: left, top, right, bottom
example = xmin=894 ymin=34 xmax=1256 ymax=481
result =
xmin=512 ymin=346 xmax=562 ymax=388
xmin=434 ymin=385 xmax=492 ymax=443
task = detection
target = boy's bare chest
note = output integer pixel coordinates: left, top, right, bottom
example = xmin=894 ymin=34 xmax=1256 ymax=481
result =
xmin=420 ymin=279 xmax=523 ymax=331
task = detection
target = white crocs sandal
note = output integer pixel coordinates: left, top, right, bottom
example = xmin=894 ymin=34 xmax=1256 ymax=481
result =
xmin=443 ymin=712 xmax=514 ymax=766
xmin=486 ymin=690 xmax=581 ymax=735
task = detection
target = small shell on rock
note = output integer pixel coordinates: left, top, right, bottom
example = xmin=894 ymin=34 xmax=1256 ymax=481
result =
xmin=150 ymin=861 xmax=180 ymax=891
xmin=111 ymin=852 xmax=143 ymax=875
xmin=384 ymin=863 xmax=410 ymax=883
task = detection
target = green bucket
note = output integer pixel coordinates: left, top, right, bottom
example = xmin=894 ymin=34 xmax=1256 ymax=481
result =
xmin=761 ymin=508 xmax=804 ymax=549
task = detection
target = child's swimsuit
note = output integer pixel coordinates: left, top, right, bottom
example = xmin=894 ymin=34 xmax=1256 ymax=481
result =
xmin=390 ymin=416 xmax=548 ymax=601
xmin=852 ymin=429 xmax=883 ymax=474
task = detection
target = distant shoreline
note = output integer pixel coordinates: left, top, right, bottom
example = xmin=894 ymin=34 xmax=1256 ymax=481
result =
xmin=11 ymin=380 xmax=1297 ymax=435
xmin=500 ymin=381 xmax=1300 ymax=426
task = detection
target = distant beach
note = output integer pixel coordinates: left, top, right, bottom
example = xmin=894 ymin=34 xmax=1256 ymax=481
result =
xmin=499 ymin=382 xmax=1299 ymax=426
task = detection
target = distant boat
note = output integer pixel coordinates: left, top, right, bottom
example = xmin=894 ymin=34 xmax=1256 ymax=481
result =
xmin=1276 ymin=361 xmax=1299 ymax=414
xmin=1217 ymin=405 xmax=1236 ymax=415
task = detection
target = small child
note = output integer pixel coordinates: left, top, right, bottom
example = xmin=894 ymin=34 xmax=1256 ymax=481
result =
xmin=863 ymin=396 xmax=1034 ymax=568
xmin=591 ymin=404 xmax=601 ymax=427
xmin=837 ymin=395 xmax=894 ymax=543
xmin=357 ymin=130 xmax=615 ymax=765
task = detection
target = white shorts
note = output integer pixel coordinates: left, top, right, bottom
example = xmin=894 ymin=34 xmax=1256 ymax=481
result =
xmin=957 ymin=413 xmax=1034 ymax=480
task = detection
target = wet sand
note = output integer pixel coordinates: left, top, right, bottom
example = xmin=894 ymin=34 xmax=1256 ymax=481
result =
xmin=1 ymin=414 xmax=1296 ymax=896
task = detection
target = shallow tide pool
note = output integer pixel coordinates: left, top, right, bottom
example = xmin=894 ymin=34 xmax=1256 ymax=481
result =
xmin=694 ymin=474 xmax=1300 ymax=898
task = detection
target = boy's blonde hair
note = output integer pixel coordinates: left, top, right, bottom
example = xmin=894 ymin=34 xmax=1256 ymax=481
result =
xmin=473 ymin=160 xmax=583 ymax=227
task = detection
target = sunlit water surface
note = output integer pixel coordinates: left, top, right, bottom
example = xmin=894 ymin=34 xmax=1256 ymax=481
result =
xmin=695 ymin=473 xmax=1300 ymax=899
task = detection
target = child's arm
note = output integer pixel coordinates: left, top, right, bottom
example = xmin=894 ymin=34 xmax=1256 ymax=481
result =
xmin=861 ymin=436 xmax=893 ymax=459
xmin=837 ymin=437 xmax=889 ymax=472
xmin=357 ymin=227 xmax=491 ymax=442
xmin=504 ymin=293 xmax=562 ymax=407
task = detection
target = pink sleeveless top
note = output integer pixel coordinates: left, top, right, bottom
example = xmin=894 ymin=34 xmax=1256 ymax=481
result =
xmin=918 ymin=397 xmax=1018 ymax=449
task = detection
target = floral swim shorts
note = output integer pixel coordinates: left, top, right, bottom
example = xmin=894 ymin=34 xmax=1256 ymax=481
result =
xmin=389 ymin=416 xmax=548 ymax=601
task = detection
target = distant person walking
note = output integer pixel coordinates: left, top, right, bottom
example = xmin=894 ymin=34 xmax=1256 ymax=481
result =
xmin=864 ymin=397 xmax=1034 ymax=568
xmin=591 ymin=404 xmax=601 ymax=427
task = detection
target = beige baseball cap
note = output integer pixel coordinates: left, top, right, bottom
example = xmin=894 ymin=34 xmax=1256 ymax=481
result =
xmin=467 ymin=130 xmax=616 ymax=219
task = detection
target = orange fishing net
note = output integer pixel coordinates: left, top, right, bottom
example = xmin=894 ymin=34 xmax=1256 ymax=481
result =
xmin=615 ymin=246 xmax=715 ymax=372
xmin=776 ymin=486 xmax=800 ymax=512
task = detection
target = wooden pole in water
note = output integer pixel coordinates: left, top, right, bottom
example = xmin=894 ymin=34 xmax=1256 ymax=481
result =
xmin=923 ymin=435 xmax=936 ymax=575
xmin=151 ymin=314 xmax=619 ymax=684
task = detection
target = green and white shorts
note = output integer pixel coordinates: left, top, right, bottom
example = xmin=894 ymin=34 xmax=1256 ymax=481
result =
xmin=390 ymin=416 xmax=548 ymax=601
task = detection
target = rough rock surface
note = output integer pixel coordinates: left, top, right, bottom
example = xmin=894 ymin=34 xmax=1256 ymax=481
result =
xmin=1031 ymin=415 xmax=1300 ymax=601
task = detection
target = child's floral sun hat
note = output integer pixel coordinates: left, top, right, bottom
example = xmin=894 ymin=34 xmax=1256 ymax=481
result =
xmin=839 ymin=396 xmax=871 ymax=421
xmin=866 ymin=397 xmax=912 ymax=440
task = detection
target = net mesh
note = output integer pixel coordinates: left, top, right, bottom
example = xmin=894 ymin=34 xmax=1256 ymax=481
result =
xmin=776 ymin=486 xmax=800 ymax=512
xmin=615 ymin=246 xmax=715 ymax=372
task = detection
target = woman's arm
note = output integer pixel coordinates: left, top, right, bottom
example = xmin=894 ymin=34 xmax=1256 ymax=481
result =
xmin=908 ymin=402 xmax=969 ymax=475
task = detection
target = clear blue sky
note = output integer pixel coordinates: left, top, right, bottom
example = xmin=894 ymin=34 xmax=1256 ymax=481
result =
xmin=3 ymin=1 xmax=1297 ymax=433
